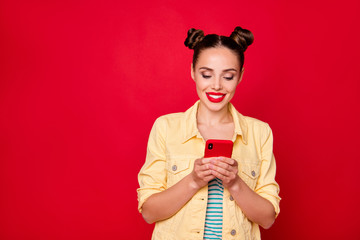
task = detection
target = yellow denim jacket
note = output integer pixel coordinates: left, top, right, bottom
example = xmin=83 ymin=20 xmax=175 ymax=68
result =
xmin=137 ymin=101 xmax=280 ymax=240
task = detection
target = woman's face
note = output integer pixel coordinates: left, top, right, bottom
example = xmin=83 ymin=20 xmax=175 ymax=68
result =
xmin=191 ymin=47 xmax=243 ymax=113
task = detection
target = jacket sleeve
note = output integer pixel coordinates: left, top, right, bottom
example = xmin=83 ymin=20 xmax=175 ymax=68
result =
xmin=254 ymin=124 xmax=281 ymax=218
xmin=137 ymin=117 xmax=167 ymax=213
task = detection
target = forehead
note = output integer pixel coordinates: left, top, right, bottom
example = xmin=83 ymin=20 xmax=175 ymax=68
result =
xmin=196 ymin=47 xmax=240 ymax=70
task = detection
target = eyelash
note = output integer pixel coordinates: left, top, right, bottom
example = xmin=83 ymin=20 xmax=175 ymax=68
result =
xmin=202 ymin=74 xmax=211 ymax=79
xmin=201 ymin=74 xmax=234 ymax=80
xmin=224 ymin=76 xmax=234 ymax=80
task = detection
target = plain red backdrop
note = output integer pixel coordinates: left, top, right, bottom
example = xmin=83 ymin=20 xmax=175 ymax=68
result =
xmin=1 ymin=0 xmax=359 ymax=239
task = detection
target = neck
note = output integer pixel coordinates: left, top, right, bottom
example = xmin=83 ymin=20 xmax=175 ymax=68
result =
xmin=197 ymin=102 xmax=233 ymax=126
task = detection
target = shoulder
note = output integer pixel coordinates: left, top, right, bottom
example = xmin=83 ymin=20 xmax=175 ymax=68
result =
xmin=235 ymin=114 xmax=274 ymax=149
xmin=231 ymin=106 xmax=273 ymax=143
xmin=242 ymin=116 xmax=274 ymax=148
xmin=150 ymin=112 xmax=186 ymax=136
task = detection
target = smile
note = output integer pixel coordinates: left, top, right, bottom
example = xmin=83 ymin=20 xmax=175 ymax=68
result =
xmin=206 ymin=92 xmax=226 ymax=103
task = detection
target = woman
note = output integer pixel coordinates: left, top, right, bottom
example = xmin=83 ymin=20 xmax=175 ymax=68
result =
xmin=137 ymin=26 xmax=280 ymax=240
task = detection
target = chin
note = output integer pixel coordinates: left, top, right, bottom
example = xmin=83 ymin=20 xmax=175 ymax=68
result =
xmin=201 ymin=99 xmax=229 ymax=112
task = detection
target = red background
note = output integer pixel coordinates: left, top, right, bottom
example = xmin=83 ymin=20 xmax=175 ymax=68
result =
xmin=1 ymin=0 xmax=359 ymax=239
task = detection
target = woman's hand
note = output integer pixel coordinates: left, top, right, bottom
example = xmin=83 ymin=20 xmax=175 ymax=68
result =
xmin=208 ymin=157 xmax=277 ymax=229
xmin=190 ymin=158 xmax=216 ymax=189
xmin=207 ymin=157 xmax=240 ymax=189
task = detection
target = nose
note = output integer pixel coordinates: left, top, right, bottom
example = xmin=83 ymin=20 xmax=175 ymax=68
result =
xmin=211 ymin=76 xmax=222 ymax=90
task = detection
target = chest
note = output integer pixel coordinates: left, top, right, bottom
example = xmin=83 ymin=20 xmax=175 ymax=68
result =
xmin=197 ymin=122 xmax=235 ymax=141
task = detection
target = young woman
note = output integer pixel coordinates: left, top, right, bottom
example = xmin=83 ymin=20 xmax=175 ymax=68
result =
xmin=137 ymin=26 xmax=280 ymax=240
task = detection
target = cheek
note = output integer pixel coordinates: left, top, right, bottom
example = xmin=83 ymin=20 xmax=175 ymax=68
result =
xmin=224 ymin=82 xmax=238 ymax=93
xmin=195 ymin=78 xmax=209 ymax=90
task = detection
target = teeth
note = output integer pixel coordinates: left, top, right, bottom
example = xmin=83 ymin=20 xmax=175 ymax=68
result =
xmin=209 ymin=94 xmax=224 ymax=99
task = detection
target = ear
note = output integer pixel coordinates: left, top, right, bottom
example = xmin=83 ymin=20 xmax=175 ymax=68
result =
xmin=237 ymin=68 xmax=245 ymax=86
xmin=191 ymin=63 xmax=195 ymax=81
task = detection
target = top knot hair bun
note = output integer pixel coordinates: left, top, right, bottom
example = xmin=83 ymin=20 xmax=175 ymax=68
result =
xmin=184 ymin=28 xmax=205 ymax=49
xmin=230 ymin=26 xmax=254 ymax=52
xmin=184 ymin=26 xmax=254 ymax=70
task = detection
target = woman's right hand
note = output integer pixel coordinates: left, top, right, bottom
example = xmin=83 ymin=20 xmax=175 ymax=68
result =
xmin=142 ymin=158 xmax=216 ymax=224
xmin=189 ymin=158 xmax=215 ymax=189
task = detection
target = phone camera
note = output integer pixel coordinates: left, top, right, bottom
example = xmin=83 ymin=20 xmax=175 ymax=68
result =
xmin=208 ymin=143 xmax=213 ymax=150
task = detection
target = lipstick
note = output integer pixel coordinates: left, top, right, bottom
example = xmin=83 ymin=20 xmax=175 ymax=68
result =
xmin=206 ymin=92 xmax=226 ymax=103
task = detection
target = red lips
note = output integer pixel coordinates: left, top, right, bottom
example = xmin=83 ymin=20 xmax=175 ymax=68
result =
xmin=206 ymin=92 xmax=226 ymax=103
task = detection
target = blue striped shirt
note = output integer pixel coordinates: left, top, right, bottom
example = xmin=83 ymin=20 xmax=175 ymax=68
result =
xmin=204 ymin=178 xmax=223 ymax=239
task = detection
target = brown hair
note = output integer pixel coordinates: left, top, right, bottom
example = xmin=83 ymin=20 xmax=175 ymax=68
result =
xmin=184 ymin=26 xmax=254 ymax=71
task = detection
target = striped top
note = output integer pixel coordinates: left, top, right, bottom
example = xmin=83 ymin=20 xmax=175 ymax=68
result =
xmin=203 ymin=178 xmax=223 ymax=239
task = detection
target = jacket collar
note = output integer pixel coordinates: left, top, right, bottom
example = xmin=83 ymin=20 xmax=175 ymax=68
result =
xmin=182 ymin=100 xmax=248 ymax=145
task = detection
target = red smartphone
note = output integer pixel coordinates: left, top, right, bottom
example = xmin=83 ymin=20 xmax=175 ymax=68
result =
xmin=204 ymin=139 xmax=233 ymax=158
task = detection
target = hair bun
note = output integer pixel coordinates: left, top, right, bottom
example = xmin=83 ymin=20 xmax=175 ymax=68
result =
xmin=230 ymin=26 xmax=254 ymax=51
xmin=184 ymin=28 xmax=205 ymax=49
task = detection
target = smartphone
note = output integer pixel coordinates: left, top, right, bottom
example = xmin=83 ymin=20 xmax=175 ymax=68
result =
xmin=204 ymin=139 xmax=233 ymax=158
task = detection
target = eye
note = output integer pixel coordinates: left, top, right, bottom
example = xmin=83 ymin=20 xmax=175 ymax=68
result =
xmin=202 ymin=74 xmax=211 ymax=79
xmin=224 ymin=76 xmax=234 ymax=80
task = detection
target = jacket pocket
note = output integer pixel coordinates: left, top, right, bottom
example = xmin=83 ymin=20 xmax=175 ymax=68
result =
xmin=166 ymin=157 xmax=192 ymax=187
xmin=239 ymin=161 xmax=260 ymax=190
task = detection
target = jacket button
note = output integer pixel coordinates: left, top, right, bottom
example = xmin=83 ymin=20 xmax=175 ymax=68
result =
xmin=251 ymin=170 xmax=256 ymax=177
xmin=231 ymin=229 xmax=236 ymax=236
xmin=229 ymin=195 xmax=234 ymax=201
xmin=172 ymin=165 xmax=177 ymax=171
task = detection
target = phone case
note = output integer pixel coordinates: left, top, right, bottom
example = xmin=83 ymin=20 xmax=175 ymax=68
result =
xmin=204 ymin=139 xmax=233 ymax=158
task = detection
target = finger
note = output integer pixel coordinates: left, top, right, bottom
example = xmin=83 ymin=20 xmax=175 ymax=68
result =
xmin=218 ymin=157 xmax=237 ymax=166
xmin=211 ymin=170 xmax=236 ymax=184
xmin=203 ymin=175 xmax=216 ymax=182
xmin=211 ymin=165 xmax=231 ymax=177
xmin=195 ymin=158 xmax=205 ymax=165
xmin=211 ymin=170 xmax=226 ymax=181
xmin=212 ymin=160 xmax=232 ymax=171
xmin=198 ymin=169 xmax=213 ymax=179
xmin=211 ymin=164 xmax=239 ymax=180
xmin=194 ymin=158 xmax=210 ymax=166
xmin=200 ymin=167 xmax=213 ymax=176
xmin=202 ymin=157 xmax=218 ymax=164
xmin=195 ymin=163 xmax=210 ymax=172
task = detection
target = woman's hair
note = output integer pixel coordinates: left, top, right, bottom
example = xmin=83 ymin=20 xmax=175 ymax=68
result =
xmin=184 ymin=26 xmax=254 ymax=71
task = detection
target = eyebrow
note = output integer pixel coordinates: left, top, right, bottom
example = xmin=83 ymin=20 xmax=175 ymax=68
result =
xmin=199 ymin=67 xmax=238 ymax=72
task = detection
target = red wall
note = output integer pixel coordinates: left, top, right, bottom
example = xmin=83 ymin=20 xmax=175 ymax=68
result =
xmin=1 ymin=1 xmax=359 ymax=239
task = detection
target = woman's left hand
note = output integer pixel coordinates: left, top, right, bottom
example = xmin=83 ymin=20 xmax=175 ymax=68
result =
xmin=208 ymin=157 xmax=240 ymax=189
